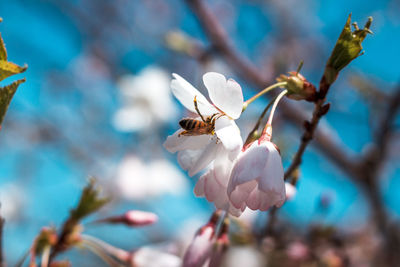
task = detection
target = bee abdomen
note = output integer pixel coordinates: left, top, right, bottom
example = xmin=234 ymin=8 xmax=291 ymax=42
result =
xmin=179 ymin=118 xmax=201 ymax=130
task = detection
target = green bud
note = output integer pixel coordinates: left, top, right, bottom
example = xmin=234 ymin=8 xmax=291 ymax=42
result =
xmin=324 ymin=14 xmax=373 ymax=85
xmin=277 ymin=72 xmax=317 ymax=102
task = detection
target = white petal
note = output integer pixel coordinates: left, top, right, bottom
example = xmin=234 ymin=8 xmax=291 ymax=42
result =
xmin=133 ymin=247 xmax=181 ymax=267
xmin=285 ymin=182 xmax=297 ymax=200
xmin=194 ymin=176 xmax=206 ymax=196
xmin=163 ymin=130 xmax=211 ymax=153
xmin=258 ymin=142 xmax=285 ymax=195
xmin=229 ymin=180 xmax=258 ymax=209
xmin=188 ymin=141 xmax=220 ymax=177
xmin=214 ymin=117 xmax=243 ymax=157
xmin=171 ymin=74 xmax=218 ymax=116
xmin=203 ymin=72 xmax=243 ymax=119
xmin=227 ymin=142 xmax=269 ymax=195
xmin=212 ymin=145 xmax=235 ymax=186
xmin=177 ymin=150 xmax=203 ymax=173
xmin=200 ymin=166 xmax=243 ymax=217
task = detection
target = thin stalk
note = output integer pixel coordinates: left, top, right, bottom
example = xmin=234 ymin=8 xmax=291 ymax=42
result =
xmin=266 ymin=89 xmax=288 ymax=126
xmin=81 ymin=235 xmax=130 ymax=263
xmin=242 ymin=82 xmax=287 ymax=111
xmin=244 ymin=96 xmax=277 ymax=146
xmin=261 ymin=89 xmax=288 ymax=142
xmin=80 ymin=239 xmax=124 ymax=267
xmin=40 ymin=246 xmax=51 ymax=267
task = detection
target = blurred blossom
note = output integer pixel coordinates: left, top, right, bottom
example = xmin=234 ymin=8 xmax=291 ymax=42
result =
xmin=95 ymin=210 xmax=158 ymax=227
xmin=285 ymin=182 xmax=297 ymax=200
xmin=286 ymin=241 xmax=309 ymax=261
xmin=115 ymin=155 xmax=188 ymax=201
xmin=113 ymin=66 xmax=178 ymax=132
xmin=130 ymin=246 xmax=181 ymax=267
xmin=0 ymin=183 xmax=25 ymax=221
xmin=224 ymin=246 xmax=265 ymax=267
xmin=71 ymin=52 xmax=111 ymax=87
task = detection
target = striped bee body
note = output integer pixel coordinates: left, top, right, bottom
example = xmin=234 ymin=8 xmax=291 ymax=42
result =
xmin=178 ymin=117 xmax=215 ymax=136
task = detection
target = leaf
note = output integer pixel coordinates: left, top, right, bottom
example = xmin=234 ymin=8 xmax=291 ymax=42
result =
xmin=0 ymin=78 xmax=25 ymax=126
xmin=70 ymin=178 xmax=111 ymax=221
xmin=324 ymin=14 xmax=373 ymax=84
xmin=0 ymin=60 xmax=27 ymax=81
xmin=0 ymin=18 xmax=8 ymax=63
xmin=0 ymin=33 xmax=6 ymax=60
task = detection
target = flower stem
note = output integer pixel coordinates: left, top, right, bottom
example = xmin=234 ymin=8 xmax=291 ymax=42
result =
xmin=267 ymin=89 xmax=288 ymax=126
xmin=244 ymin=96 xmax=278 ymax=146
xmin=81 ymin=234 xmax=131 ymax=263
xmin=261 ymin=89 xmax=288 ymax=142
xmin=242 ymin=82 xmax=287 ymax=111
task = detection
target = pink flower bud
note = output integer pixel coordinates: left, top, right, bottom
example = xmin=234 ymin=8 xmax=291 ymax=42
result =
xmin=182 ymin=211 xmax=222 ymax=267
xmin=96 ymin=210 xmax=158 ymax=227
xmin=208 ymin=218 xmax=230 ymax=267
xmin=228 ymin=139 xmax=286 ymax=211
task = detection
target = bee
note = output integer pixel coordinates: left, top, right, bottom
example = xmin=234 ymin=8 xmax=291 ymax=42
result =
xmin=178 ymin=96 xmax=220 ymax=136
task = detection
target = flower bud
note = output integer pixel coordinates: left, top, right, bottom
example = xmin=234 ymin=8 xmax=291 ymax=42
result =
xmin=277 ymin=72 xmax=317 ymax=102
xmin=208 ymin=218 xmax=230 ymax=267
xmin=182 ymin=211 xmax=222 ymax=267
xmin=95 ymin=210 xmax=158 ymax=227
xmin=323 ymin=14 xmax=372 ymax=85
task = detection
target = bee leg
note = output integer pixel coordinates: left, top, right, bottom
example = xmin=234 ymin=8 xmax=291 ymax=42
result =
xmin=194 ymin=96 xmax=206 ymax=123
xmin=178 ymin=130 xmax=188 ymax=137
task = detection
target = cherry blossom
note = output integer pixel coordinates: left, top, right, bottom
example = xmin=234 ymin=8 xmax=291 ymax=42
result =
xmin=115 ymin=155 xmax=188 ymax=201
xmin=227 ymin=139 xmax=286 ymax=211
xmin=227 ymin=89 xmax=288 ymax=212
xmin=194 ymin=151 xmax=244 ymax=216
xmin=164 ymin=72 xmax=244 ymax=177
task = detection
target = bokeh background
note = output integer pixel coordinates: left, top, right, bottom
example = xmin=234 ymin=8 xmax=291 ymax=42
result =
xmin=0 ymin=0 xmax=399 ymax=265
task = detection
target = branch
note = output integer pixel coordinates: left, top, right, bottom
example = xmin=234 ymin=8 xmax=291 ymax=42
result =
xmin=364 ymin=86 xmax=400 ymax=172
xmin=358 ymin=86 xmax=400 ymax=235
xmin=0 ymin=215 xmax=4 ymax=267
xmin=185 ymin=0 xmax=360 ymax=179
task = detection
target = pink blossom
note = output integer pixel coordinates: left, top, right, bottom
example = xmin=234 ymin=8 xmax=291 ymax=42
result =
xmin=194 ymin=151 xmax=244 ymax=217
xmin=227 ymin=140 xmax=286 ymax=211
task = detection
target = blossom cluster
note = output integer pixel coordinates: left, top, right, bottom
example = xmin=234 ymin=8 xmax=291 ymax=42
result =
xmin=164 ymin=72 xmax=292 ymax=217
